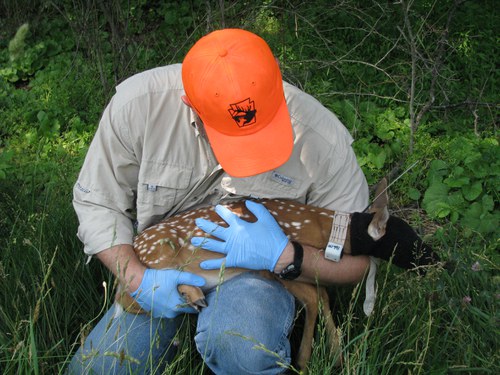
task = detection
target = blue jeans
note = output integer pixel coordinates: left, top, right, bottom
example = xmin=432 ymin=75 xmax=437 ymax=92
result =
xmin=67 ymin=273 xmax=295 ymax=374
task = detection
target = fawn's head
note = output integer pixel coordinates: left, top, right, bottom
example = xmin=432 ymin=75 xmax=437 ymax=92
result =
xmin=351 ymin=178 xmax=440 ymax=271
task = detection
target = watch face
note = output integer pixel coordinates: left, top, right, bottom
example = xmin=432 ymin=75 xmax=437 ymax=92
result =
xmin=280 ymin=264 xmax=301 ymax=280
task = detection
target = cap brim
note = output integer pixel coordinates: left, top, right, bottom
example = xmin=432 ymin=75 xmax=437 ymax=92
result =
xmin=204 ymin=97 xmax=293 ymax=178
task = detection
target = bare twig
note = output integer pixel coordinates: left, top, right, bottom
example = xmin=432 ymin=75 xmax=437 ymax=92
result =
xmin=315 ymin=91 xmax=408 ymax=104
xmin=401 ymin=0 xmax=417 ymax=153
xmin=415 ymin=0 xmax=463 ymax=128
xmin=432 ymin=100 xmax=499 ymax=110
xmin=400 ymin=0 xmax=469 ymax=152
xmin=219 ymin=0 xmax=225 ymax=28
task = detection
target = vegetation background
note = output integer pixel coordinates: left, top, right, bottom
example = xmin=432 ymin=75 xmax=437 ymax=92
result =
xmin=0 ymin=0 xmax=498 ymax=374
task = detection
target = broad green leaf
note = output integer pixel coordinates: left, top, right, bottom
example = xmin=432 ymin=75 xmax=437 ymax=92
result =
xmin=463 ymin=151 xmax=482 ymax=165
xmin=444 ymin=176 xmax=470 ymax=188
xmin=429 ymin=159 xmax=448 ymax=172
xmin=481 ymin=194 xmax=494 ymax=212
xmin=368 ymin=150 xmax=386 ymax=169
xmin=462 ymin=181 xmax=482 ymax=201
xmin=435 ymin=202 xmax=451 ymax=218
xmin=452 ymin=166 xmax=465 ymax=175
xmin=422 ymin=180 xmax=450 ymax=218
xmin=448 ymin=192 xmax=465 ymax=208
xmin=427 ymin=160 xmax=449 ymax=184
xmin=461 ymin=203 xmax=499 ymax=234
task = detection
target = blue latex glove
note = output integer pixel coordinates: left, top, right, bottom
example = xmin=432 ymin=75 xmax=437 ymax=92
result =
xmin=191 ymin=200 xmax=289 ymax=272
xmin=130 ymin=268 xmax=206 ymax=319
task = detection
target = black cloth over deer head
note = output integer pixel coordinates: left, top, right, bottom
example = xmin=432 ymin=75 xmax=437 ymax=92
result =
xmin=350 ymin=212 xmax=440 ymax=272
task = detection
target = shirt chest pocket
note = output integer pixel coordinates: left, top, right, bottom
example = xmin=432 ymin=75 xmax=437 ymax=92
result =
xmin=221 ymin=169 xmax=306 ymax=201
xmin=137 ymin=162 xmax=193 ymax=209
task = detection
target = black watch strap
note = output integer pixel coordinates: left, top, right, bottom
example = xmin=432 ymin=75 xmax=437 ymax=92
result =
xmin=278 ymin=241 xmax=304 ymax=280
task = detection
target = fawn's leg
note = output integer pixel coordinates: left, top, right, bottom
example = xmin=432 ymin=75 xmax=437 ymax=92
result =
xmin=318 ymin=287 xmax=342 ymax=366
xmin=280 ymin=281 xmax=321 ymax=374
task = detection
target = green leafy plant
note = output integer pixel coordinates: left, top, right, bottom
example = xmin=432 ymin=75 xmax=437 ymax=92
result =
xmin=8 ymin=22 xmax=29 ymax=62
xmin=422 ymin=136 xmax=499 ymax=236
xmin=0 ymin=21 xmax=68 ymax=84
xmin=330 ymin=100 xmax=410 ymax=184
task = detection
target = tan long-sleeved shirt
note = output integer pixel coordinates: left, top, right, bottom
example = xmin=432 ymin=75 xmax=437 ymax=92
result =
xmin=73 ymin=64 xmax=368 ymax=255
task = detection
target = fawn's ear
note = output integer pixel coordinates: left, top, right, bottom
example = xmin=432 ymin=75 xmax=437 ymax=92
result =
xmin=368 ymin=178 xmax=389 ymax=240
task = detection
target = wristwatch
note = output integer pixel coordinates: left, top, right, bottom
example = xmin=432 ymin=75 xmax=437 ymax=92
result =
xmin=277 ymin=241 xmax=304 ymax=280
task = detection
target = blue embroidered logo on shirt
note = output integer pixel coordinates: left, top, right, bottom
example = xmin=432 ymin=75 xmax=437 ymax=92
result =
xmin=147 ymin=184 xmax=158 ymax=192
xmin=271 ymin=171 xmax=295 ymax=186
xmin=76 ymin=182 xmax=90 ymax=193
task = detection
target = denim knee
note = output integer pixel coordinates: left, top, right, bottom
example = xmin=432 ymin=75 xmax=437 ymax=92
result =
xmin=66 ymin=303 xmax=180 ymax=374
xmin=195 ymin=273 xmax=295 ymax=375
xmin=197 ymin=330 xmax=291 ymax=374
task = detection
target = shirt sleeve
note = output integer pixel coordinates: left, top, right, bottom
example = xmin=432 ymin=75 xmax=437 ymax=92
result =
xmin=282 ymin=82 xmax=368 ymax=213
xmin=73 ymin=97 xmax=139 ymax=255
xmin=307 ymin=133 xmax=369 ymax=213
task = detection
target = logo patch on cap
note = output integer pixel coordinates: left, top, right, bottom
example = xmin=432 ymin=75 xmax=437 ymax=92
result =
xmin=228 ymin=98 xmax=256 ymax=127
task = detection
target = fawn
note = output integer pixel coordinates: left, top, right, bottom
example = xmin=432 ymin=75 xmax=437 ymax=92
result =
xmin=117 ymin=178 xmax=438 ymax=372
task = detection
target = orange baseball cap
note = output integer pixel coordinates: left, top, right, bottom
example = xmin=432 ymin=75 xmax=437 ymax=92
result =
xmin=182 ymin=29 xmax=293 ymax=178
